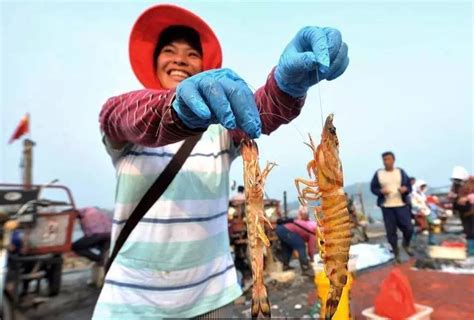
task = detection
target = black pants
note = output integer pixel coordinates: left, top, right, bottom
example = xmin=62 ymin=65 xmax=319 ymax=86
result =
xmin=275 ymin=225 xmax=308 ymax=265
xmin=461 ymin=214 xmax=474 ymax=239
xmin=72 ymin=233 xmax=110 ymax=265
xmin=381 ymin=206 xmax=414 ymax=251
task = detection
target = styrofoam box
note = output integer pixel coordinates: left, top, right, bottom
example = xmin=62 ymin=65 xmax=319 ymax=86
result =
xmin=312 ymin=253 xmax=358 ymax=273
xmin=361 ymin=304 xmax=434 ymax=320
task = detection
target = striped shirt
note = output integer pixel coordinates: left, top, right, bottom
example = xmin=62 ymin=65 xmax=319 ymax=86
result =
xmin=93 ymin=70 xmax=305 ymax=319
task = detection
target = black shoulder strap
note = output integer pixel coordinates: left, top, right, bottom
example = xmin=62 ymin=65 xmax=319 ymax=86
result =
xmin=292 ymin=221 xmax=315 ymax=235
xmin=105 ymin=134 xmax=202 ymax=274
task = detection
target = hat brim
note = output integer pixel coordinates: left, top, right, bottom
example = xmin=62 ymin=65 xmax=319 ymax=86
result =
xmin=129 ymin=4 xmax=222 ymax=89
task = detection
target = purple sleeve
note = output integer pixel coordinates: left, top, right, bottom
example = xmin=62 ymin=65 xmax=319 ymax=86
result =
xmin=100 ymin=88 xmax=204 ymax=147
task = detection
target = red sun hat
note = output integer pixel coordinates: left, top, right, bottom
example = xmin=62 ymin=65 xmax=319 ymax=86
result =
xmin=129 ymin=4 xmax=223 ymax=89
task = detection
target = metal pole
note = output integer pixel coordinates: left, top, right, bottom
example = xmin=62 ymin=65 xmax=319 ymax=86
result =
xmin=358 ymin=193 xmax=367 ymax=217
xmin=283 ymin=191 xmax=288 ymax=218
xmin=22 ymin=139 xmax=35 ymax=189
xmin=357 ymin=183 xmax=369 ymax=219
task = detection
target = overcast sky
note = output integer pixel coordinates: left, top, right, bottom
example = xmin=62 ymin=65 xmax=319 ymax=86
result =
xmin=1 ymin=1 xmax=472 ymax=208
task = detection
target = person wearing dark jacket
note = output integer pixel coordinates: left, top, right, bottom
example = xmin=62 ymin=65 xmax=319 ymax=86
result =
xmin=370 ymin=151 xmax=413 ymax=263
xmin=453 ymin=176 xmax=474 ymax=256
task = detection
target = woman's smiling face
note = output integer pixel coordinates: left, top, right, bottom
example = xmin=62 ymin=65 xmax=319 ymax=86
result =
xmin=156 ymin=40 xmax=203 ymax=89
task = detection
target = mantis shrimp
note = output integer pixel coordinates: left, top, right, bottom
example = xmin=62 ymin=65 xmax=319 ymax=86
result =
xmin=241 ymin=139 xmax=276 ymax=319
xmin=294 ymin=114 xmax=351 ymax=320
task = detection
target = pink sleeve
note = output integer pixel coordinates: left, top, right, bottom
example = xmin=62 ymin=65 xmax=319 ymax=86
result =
xmin=99 ymin=88 xmax=204 ymax=148
xmin=229 ymin=68 xmax=306 ymax=143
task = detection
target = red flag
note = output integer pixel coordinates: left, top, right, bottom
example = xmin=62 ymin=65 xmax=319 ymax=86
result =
xmin=8 ymin=113 xmax=29 ymax=144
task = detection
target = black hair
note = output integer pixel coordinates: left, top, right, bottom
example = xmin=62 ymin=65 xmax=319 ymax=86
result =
xmin=153 ymin=25 xmax=203 ymax=67
xmin=382 ymin=151 xmax=395 ymax=159
xmin=237 ymin=185 xmax=244 ymax=193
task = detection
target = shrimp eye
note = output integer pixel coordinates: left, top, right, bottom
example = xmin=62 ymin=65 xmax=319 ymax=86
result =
xmin=329 ymin=127 xmax=336 ymax=135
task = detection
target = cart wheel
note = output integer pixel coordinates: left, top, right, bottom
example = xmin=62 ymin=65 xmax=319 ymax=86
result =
xmin=47 ymin=255 xmax=63 ymax=296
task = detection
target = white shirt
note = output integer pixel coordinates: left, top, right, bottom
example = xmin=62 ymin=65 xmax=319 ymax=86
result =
xmin=377 ymin=168 xmax=405 ymax=207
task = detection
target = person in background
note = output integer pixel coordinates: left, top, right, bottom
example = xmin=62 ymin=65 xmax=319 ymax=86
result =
xmin=410 ymin=180 xmax=430 ymax=234
xmin=410 ymin=180 xmax=439 ymax=245
xmin=230 ymin=185 xmax=245 ymax=201
xmin=448 ymin=166 xmax=469 ymax=212
xmin=72 ymin=207 xmax=112 ymax=266
xmin=297 ymin=205 xmax=309 ymax=221
xmin=5 ymin=229 xmax=33 ymax=297
xmin=454 ymin=175 xmax=474 ymax=256
xmin=426 ymin=195 xmax=445 ymax=237
xmin=275 ymin=215 xmax=317 ymax=276
xmin=407 ymin=176 xmax=416 ymax=213
xmin=346 ymin=193 xmax=369 ymax=242
xmin=370 ymin=151 xmax=413 ymax=263
xmin=346 ymin=193 xmax=357 ymax=224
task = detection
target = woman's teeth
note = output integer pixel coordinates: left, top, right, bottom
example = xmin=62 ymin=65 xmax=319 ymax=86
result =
xmin=169 ymin=70 xmax=189 ymax=78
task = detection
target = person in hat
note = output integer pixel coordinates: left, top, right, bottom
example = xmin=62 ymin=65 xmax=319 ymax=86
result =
xmin=94 ymin=4 xmax=349 ymax=319
xmin=448 ymin=166 xmax=469 ymax=207
xmin=410 ymin=180 xmax=430 ymax=234
xmin=230 ymin=185 xmax=245 ymax=201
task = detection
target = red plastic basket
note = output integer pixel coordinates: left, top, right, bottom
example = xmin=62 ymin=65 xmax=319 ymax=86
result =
xmin=440 ymin=241 xmax=465 ymax=248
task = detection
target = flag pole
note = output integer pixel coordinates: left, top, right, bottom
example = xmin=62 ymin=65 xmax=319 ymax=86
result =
xmin=22 ymin=138 xmax=35 ymax=188
xmin=22 ymin=113 xmax=34 ymax=188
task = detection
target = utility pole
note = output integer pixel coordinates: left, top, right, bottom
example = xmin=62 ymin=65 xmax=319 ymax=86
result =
xmin=22 ymin=139 xmax=35 ymax=189
xmin=357 ymin=183 xmax=371 ymax=223
xmin=283 ymin=191 xmax=288 ymax=218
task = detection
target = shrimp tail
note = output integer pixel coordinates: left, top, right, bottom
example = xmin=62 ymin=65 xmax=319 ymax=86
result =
xmin=251 ymin=285 xmax=271 ymax=319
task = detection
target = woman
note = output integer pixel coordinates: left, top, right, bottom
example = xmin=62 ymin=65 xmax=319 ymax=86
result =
xmin=94 ymin=4 xmax=349 ymax=319
xmin=410 ymin=180 xmax=430 ymax=234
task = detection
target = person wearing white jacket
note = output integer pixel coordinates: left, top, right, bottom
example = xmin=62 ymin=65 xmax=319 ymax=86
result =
xmin=411 ymin=180 xmax=431 ymax=233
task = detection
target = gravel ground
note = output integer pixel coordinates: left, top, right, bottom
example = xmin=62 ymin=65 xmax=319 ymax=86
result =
xmin=17 ymin=264 xmax=317 ymax=319
xmin=232 ymin=269 xmax=317 ymax=319
xmin=11 ymin=219 xmax=466 ymax=319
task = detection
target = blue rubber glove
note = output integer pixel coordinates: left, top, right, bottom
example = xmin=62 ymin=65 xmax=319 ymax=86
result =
xmin=172 ymin=68 xmax=261 ymax=138
xmin=275 ymin=26 xmax=349 ymax=97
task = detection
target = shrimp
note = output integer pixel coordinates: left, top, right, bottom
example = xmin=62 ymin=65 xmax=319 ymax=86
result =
xmin=294 ymin=114 xmax=351 ymax=320
xmin=241 ymin=139 xmax=276 ymax=319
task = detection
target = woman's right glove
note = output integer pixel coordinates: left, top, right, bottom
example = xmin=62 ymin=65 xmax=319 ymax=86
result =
xmin=172 ymin=68 xmax=261 ymax=139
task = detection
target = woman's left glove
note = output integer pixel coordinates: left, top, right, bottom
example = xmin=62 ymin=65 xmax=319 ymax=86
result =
xmin=275 ymin=26 xmax=349 ymax=97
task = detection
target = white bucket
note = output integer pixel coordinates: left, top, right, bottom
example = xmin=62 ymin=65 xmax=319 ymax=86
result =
xmin=361 ymin=304 xmax=434 ymax=320
xmin=312 ymin=253 xmax=358 ymax=273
